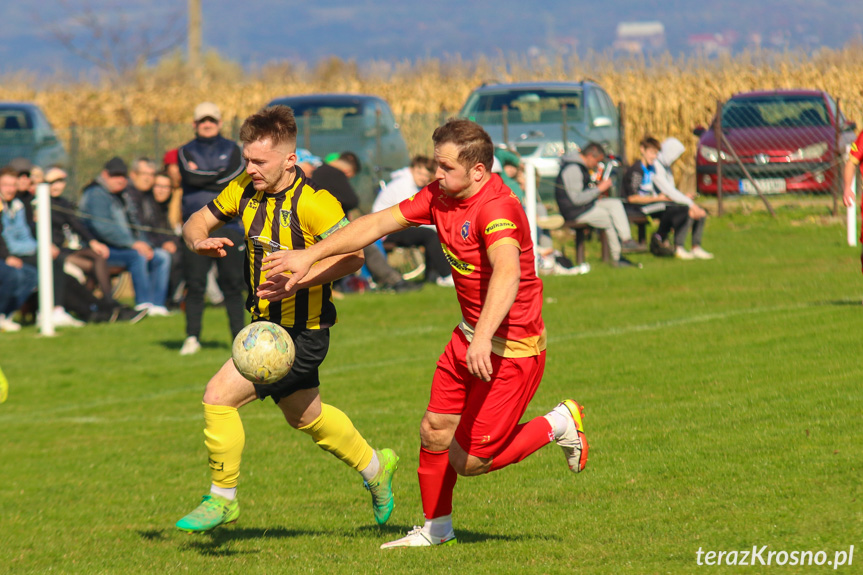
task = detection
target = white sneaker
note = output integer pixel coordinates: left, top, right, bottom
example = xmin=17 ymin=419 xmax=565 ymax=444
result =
xmin=180 ymin=336 xmax=201 ymax=356
xmin=435 ymin=274 xmax=455 ymax=287
xmin=551 ymin=400 xmax=589 ymax=473
xmin=0 ymin=314 xmax=21 ymax=332
xmin=553 ymin=262 xmax=590 ymax=276
xmin=147 ymin=305 xmax=173 ymax=317
xmin=691 ymin=246 xmax=714 ymax=260
xmin=52 ymin=308 xmax=85 ymax=328
xmin=380 ymin=526 xmax=457 ymax=549
xmin=674 ymin=246 xmax=695 ymax=260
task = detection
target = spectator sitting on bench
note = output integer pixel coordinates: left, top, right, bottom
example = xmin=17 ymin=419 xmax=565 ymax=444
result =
xmin=79 ymin=157 xmax=172 ymax=316
xmin=372 ymin=155 xmax=454 ymax=287
xmin=622 ymin=136 xmax=689 ymax=258
xmin=555 ymin=142 xmax=641 ymax=268
xmin=654 ymin=138 xmax=714 ymax=260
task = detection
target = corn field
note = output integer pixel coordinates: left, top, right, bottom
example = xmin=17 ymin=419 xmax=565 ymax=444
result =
xmin=2 ymin=46 xmax=863 ymax=192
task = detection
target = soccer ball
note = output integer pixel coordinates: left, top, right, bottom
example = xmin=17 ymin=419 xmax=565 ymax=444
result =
xmin=231 ymin=322 xmax=296 ymax=384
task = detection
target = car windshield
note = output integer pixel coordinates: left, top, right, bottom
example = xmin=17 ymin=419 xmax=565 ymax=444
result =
xmin=463 ymin=89 xmax=585 ymax=125
xmin=278 ymin=100 xmax=367 ymax=132
xmin=722 ymin=95 xmax=830 ymax=129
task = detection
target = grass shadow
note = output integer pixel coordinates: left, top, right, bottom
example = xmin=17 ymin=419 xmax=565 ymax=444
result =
xmin=355 ymin=524 xmax=557 ymax=545
xmin=140 ymin=526 xmax=327 ymax=557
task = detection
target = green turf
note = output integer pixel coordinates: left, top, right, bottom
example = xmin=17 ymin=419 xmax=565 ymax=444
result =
xmin=1 ymin=204 xmax=861 ymax=574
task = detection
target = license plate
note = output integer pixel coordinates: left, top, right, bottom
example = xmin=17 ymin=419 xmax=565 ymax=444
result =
xmin=739 ymin=178 xmax=786 ymax=194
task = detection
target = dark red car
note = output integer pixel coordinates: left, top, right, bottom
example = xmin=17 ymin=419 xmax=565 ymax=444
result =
xmin=694 ymin=89 xmax=857 ymax=195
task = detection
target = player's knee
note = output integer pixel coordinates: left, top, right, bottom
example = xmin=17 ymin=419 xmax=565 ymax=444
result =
xmin=420 ymin=416 xmax=455 ymax=451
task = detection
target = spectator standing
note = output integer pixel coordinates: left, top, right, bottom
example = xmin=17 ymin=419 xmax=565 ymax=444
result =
xmin=653 ymin=138 xmax=713 ymax=260
xmin=372 ymin=156 xmax=454 ymax=286
xmin=79 ymin=157 xmax=172 ymax=316
xmin=555 ymin=142 xmax=642 ymax=268
xmin=177 ymin=102 xmax=246 ymax=356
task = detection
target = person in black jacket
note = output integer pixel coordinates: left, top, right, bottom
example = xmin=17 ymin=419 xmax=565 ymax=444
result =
xmin=178 ymin=102 xmax=246 ymax=356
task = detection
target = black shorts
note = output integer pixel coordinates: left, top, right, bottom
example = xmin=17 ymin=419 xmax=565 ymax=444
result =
xmin=253 ymin=324 xmax=330 ymax=404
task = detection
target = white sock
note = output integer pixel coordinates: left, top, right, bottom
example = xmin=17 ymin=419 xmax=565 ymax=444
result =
xmin=359 ymin=450 xmax=380 ymax=482
xmin=544 ymin=410 xmax=570 ymax=440
xmin=423 ymin=514 xmax=453 ymax=538
xmin=210 ymin=485 xmax=237 ymax=501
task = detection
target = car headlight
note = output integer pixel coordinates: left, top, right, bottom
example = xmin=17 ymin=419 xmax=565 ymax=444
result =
xmin=540 ymin=141 xmax=566 ymax=158
xmin=789 ymin=142 xmax=828 ymax=161
xmin=699 ymin=145 xmax=727 ymax=163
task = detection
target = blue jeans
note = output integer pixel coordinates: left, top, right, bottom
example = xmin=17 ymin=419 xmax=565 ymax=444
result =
xmin=0 ymin=262 xmax=38 ymax=315
xmin=107 ymin=247 xmax=171 ymax=306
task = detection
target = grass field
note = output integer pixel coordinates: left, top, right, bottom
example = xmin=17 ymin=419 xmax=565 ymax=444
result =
xmin=1 ymin=202 xmax=862 ymax=574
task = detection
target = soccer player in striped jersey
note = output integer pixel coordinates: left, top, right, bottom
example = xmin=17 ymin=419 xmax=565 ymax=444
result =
xmin=262 ymin=119 xmax=589 ymax=548
xmin=175 ymin=105 xmax=398 ymax=533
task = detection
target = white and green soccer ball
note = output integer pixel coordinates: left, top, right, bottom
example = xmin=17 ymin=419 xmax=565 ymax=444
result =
xmin=231 ymin=321 xmax=296 ymax=384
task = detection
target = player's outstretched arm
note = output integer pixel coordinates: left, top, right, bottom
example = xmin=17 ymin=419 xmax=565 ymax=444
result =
xmin=182 ymin=208 xmax=231 ymax=257
xmin=257 ymin=251 xmax=364 ymax=301
xmin=262 ymin=209 xmax=405 ymax=292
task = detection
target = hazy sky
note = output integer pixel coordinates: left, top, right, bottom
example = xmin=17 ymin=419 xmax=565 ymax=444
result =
xmin=2 ymin=0 xmax=860 ymax=77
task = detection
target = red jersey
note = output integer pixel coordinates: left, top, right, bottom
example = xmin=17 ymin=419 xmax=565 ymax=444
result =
xmin=850 ymin=131 xmax=863 ymax=166
xmin=394 ymin=174 xmax=545 ymax=357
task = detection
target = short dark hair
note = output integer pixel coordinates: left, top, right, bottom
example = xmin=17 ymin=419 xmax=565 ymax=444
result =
xmin=581 ymin=142 xmax=606 ymax=159
xmin=410 ymin=155 xmax=436 ymax=172
xmin=639 ymin=136 xmax=661 ymax=151
xmin=338 ymin=151 xmax=361 ymax=174
xmin=432 ymin=118 xmax=493 ymax=171
xmin=240 ymin=105 xmax=297 ymax=148
xmin=0 ymin=166 xmax=17 ymax=178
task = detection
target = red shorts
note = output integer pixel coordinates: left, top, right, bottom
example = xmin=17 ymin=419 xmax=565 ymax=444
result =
xmin=428 ymin=328 xmax=546 ymax=458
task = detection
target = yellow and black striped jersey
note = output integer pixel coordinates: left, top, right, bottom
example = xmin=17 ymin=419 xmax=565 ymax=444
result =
xmin=207 ymin=168 xmax=350 ymax=329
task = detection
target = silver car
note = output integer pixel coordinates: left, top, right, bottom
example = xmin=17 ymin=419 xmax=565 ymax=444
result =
xmin=458 ymin=81 xmax=620 ymax=179
xmin=0 ymin=102 xmax=68 ymax=169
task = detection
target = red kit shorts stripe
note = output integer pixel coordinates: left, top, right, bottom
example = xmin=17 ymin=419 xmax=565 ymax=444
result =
xmin=428 ymin=328 xmax=545 ymax=458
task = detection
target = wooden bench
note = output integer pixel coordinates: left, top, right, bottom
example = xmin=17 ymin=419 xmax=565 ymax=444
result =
xmin=560 ymin=213 xmax=651 ymax=265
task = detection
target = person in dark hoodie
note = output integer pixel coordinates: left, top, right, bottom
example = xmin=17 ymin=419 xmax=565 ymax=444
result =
xmin=555 ymin=142 xmax=641 ymax=268
xmin=177 ymin=102 xmax=246 ymax=356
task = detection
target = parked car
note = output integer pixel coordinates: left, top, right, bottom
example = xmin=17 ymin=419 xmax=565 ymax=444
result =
xmin=266 ymin=93 xmax=411 ymax=210
xmin=693 ymin=89 xmax=857 ymax=195
xmin=458 ymin=81 xmax=621 ymax=180
xmin=0 ymin=102 xmax=67 ymax=170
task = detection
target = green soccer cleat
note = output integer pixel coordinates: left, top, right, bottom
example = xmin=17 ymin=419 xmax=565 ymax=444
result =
xmin=175 ymin=493 xmax=240 ymax=533
xmin=364 ymin=448 xmax=399 ymax=525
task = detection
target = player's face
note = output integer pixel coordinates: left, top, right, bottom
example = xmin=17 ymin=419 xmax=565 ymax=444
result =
xmin=244 ymin=138 xmax=297 ymax=193
xmin=434 ymin=142 xmax=484 ymax=200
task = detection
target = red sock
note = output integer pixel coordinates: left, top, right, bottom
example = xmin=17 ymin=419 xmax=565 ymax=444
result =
xmin=417 ymin=447 xmax=458 ymax=519
xmin=489 ymin=417 xmax=554 ymax=471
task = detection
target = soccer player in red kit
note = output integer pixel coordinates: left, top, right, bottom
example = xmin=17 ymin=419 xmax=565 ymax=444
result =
xmin=843 ymin=130 xmax=863 ymax=210
xmin=259 ymin=119 xmax=589 ymax=548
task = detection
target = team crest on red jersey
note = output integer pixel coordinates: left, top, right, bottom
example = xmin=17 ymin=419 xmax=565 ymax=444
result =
xmin=461 ymin=221 xmax=471 ymax=241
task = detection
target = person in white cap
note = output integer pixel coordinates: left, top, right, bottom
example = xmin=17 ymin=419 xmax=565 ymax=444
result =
xmin=177 ymin=102 xmax=246 ymax=355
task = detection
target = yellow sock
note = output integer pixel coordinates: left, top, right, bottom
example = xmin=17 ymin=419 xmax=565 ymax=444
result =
xmin=299 ymin=403 xmax=374 ymax=471
xmin=203 ymin=403 xmax=245 ymax=489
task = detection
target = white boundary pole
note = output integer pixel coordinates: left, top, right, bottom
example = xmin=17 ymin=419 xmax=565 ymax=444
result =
xmin=36 ymin=183 xmax=55 ymax=336
xmin=523 ymin=160 xmax=539 ymax=270
xmin=848 ymin=172 xmax=858 ymax=247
